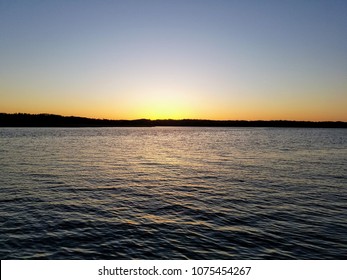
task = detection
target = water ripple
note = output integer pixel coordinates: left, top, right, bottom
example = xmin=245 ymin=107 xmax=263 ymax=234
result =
xmin=0 ymin=127 xmax=346 ymax=259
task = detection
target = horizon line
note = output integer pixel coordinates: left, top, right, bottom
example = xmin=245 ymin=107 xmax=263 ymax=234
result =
xmin=1 ymin=112 xmax=347 ymax=128
xmin=1 ymin=112 xmax=347 ymax=123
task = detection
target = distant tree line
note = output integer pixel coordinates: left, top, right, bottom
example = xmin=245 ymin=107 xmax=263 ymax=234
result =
xmin=0 ymin=113 xmax=152 ymax=127
xmin=0 ymin=113 xmax=346 ymax=128
xmin=151 ymin=119 xmax=347 ymax=128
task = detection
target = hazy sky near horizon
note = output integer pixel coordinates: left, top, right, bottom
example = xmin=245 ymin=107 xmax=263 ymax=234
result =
xmin=1 ymin=0 xmax=347 ymax=120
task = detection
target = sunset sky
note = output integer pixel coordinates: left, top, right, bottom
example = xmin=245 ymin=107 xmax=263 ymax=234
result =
xmin=1 ymin=0 xmax=346 ymax=121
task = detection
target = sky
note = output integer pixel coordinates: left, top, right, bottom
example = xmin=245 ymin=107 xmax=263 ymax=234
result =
xmin=1 ymin=0 xmax=346 ymax=121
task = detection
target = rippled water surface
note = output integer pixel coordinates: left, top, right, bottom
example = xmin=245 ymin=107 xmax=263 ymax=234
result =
xmin=0 ymin=127 xmax=346 ymax=259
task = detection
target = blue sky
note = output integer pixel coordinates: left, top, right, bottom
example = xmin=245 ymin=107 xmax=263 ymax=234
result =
xmin=1 ymin=0 xmax=346 ymax=120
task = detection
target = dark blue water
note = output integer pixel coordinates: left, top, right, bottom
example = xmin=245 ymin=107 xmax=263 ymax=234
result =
xmin=0 ymin=127 xmax=346 ymax=259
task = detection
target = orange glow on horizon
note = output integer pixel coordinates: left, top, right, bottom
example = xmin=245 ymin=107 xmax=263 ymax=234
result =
xmin=1 ymin=87 xmax=346 ymax=122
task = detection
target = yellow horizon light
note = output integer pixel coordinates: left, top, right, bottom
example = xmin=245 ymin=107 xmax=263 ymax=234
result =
xmin=128 ymin=88 xmax=197 ymax=120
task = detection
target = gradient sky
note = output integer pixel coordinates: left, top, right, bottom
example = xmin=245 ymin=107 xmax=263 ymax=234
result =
xmin=1 ymin=0 xmax=346 ymax=120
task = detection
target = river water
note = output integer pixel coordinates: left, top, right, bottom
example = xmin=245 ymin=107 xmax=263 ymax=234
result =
xmin=0 ymin=127 xmax=346 ymax=259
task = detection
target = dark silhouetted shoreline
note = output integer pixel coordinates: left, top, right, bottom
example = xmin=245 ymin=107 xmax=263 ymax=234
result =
xmin=0 ymin=113 xmax=346 ymax=128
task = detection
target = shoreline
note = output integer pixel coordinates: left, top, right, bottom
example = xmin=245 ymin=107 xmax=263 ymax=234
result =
xmin=1 ymin=113 xmax=346 ymax=128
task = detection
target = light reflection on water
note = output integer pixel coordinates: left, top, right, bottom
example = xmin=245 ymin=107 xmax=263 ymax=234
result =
xmin=0 ymin=127 xmax=346 ymax=259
